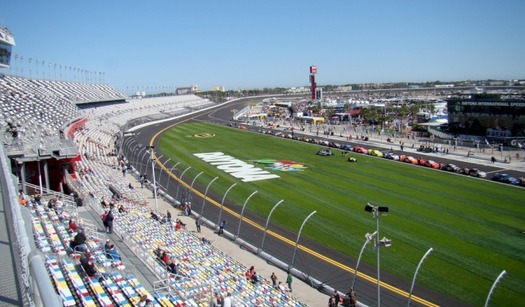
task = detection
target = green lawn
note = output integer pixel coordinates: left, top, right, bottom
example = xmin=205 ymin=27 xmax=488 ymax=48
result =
xmin=157 ymin=121 xmax=525 ymax=306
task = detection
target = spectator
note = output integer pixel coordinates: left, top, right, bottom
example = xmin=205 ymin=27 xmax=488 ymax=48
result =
xmin=118 ymin=204 xmax=127 ymax=214
xmin=137 ymin=294 xmax=152 ymax=307
xmin=210 ymin=292 xmax=223 ymax=307
xmin=105 ymin=209 xmax=114 ymax=234
xmin=82 ymin=257 xmax=100 ymax=279
xmin=195 ymin=217 xmax=201 ymax=232
xmin=223 ymin=292 xmax=232 ymax=307
xmin=69 ymin=229 xmax=87 ymax=252
xmin=69 ymin=218 xmax=79 ymax=233
xmin=104 ymin=239 xmax=111 ymax=252
xmin=246 ymin=266 xmax=258 ymax=283
xmin=101 ymin=210 xmax=109 ymax=231
xmin=271 ymin=272 xmax=278 ymax=288
xmin=286 ymin=270 xmax=293 ymax=292
xmin=333 ymin=290 xmax=340 ymax=306
xmin=329 ymin=294 xmax=338 ymax=307
xmin=79 ymin=250 xmax=92 ymax=267
xmin=106 ymin=245 xmax=121 ymax=261
xmin=218 ymin=220 xmax=226 ymax=235
xmin=201 ymin=236 xmax=211 ymax=244
xmin=140 ymin=173 xmax=147 ymax=188
xmin=150 ymin=211 xmax=159 ymax=221
xmin=168 ymin=259 xmax=180 ymax=275
xmin=34 ymin=194 xmax=44 ymax=206
xmin=55 ymin=196 xmax=63 ymax=211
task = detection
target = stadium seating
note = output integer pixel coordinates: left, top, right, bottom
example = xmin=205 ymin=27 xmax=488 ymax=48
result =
xmin=7 ymin=74 xmax=306 ymax=306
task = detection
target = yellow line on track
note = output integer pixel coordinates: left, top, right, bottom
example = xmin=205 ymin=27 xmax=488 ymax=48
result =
xmin=143 ymin=114 xmax=439 ymax=307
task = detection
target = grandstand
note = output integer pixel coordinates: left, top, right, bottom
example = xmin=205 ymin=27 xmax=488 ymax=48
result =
xmin=0 ymin=67 xmax=317 ymax=305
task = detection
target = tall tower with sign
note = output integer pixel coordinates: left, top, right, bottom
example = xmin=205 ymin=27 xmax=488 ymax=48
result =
xmin=309 ymin=65 xmax=317 ymax=100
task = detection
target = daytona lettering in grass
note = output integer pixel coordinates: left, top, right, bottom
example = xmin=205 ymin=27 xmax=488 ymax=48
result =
xmin=193 ymin=152 xmax=280 ymax=182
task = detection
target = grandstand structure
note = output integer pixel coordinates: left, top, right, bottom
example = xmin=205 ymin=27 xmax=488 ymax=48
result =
xmin=0 ymin=60 xmax=314 ymax=305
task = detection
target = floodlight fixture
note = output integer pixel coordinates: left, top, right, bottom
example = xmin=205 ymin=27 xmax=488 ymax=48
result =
xmin=364 ymin=203 xmax=375 ymax=212
xmin=378 ymin=206 xmax=389 ymax=213
xmin=365 ymin=231 xmax=377 ymax=242
xmin=378 ymin=237 xmax=392 ymax=247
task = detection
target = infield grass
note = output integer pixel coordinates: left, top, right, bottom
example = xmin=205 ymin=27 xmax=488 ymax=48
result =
xmin=158 ymin=120 xmax=525 ymax=306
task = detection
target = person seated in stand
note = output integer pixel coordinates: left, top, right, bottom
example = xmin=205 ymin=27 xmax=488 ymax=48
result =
xmin=245 ymin=266 xmax=258 ymax=283
xmin=69 ymin=229 xmax=88 ymax=252
xmin=175 ymin=218 xmax=186 ymax=229
xmin=79 ymin=250 xmax=92 ymax=267
xmin=82 ymin=256 xmax=101 ymax=279
xmin=167 ymin=257 xmax=180 ymax=275
xmin=34 ymin=194 xmax=44 ymax=206
xmin=154 ymin=247 xmax=163 ymax=260
xmin=118 ymin=204 xmax=127 ymax=214
xmin=161 ymin=251 xmax=170 ymax=265
xmin=69 ymin=218 xmax=79 ymax=233
xmin=150 ymin=211 xmax=159 ymax=221
xmin=100 ymin=197 xmax=109 ymax=209
xmin=47 ymin=198 xmax=56 ymax=211
xmin=106 ymin=245 xmax=121 ymax=261
xmin=137 ymin=294 xmax=153 ymax=307
xmin=104 ymin=239 xmax=111 ymax=253
xmin=201 ymin=236 xmax=211 ymax=245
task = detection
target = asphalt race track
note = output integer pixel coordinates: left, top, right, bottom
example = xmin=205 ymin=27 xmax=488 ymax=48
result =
xmin=124 ymin=98 xmax=524 ymax=307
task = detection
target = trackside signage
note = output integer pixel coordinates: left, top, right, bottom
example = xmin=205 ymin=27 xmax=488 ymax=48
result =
xmin=193 ymin=152 xmax=280 ymax=182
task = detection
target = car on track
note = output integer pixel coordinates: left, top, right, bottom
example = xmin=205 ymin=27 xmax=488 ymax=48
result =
xmin=353 ymin=146 xmax=368 ymax=154
xmin=424 ymin=160 xmax=441 ymax=169
xmin=383 ymin=151 xmax=400 ymax=160
xmin=403 ymin=156 xmax=419 ymax=164
xmin=329 ymin=142 xmax=341 ymax=148
xmin=341 ymin=144 xmax=354 ymax=151
xmin=492 ymin=173 xmax=520 ymax=185
xmin=368 ymin=149 xmax=383 ymax=157
xmin=316 ymin=148 xmax=334 ymax=156
xmin=442 ymin=164 xmax=461 ymax=172
xmin=468 ymin=168 xmax=487 ymax=178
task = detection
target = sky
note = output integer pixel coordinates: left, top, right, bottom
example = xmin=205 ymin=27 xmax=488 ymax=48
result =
xmin=1 ymin=0 xmax=525 ymax=93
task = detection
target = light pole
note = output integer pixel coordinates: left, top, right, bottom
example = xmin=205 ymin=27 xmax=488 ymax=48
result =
xmin=189 ymin=171 xmax=204 ymax=203
xmin=176 ymin=166 xmax=191 ymax=201
xmin=484 ymin=270 xmax=507 ymax=307
xmin=166 ymin=162 xmax=180 ymax=192
xmin=148 ymin=146 xmax=158 ymax=213
xmin=407 ymin=248 xmax=433 ymax=306
xmin=139 ymin=149 xmax=149 ymax=174
xmin=159 ymin=158 xmax=171 ymax=185
xmin=201 ymin=177 xmax=219 ymax=215
xmin=134 ymin=147 xmax=146 ymax=171
xmin=352 ymin=231 xmax=377 ymax=289
xmin=291 ymin=210 xmax=317 ymax=268
xmin=236 ymin=191 xmax=258 ymax=238
xmin=217 ymin=183 xmax=237 ymax=226
xmin=364 ymin=203 xmax=391 ymax=307
xmin=259 ymin=199 xmax=284 ymax=254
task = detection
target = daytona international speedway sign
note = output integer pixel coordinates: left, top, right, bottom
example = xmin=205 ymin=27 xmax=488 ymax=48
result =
xmin=193 ymin=152 xmax=280 ymax=182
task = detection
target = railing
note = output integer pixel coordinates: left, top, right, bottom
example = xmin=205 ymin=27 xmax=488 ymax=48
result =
xmin=0 ymin=142 xmax=62 ymax=306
